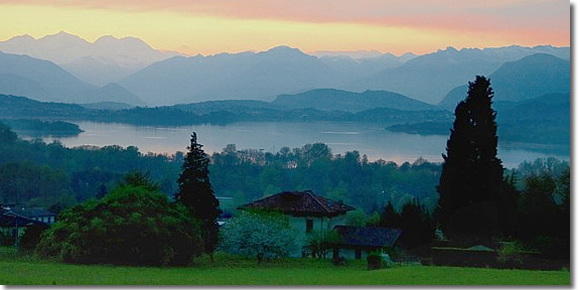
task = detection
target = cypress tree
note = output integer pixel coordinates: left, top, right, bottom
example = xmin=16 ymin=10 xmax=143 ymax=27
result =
xmin=379 ymin=200 xmax=400 ymax=228
xmin=436 ymin=76 xmax=505 ymax=237
xmin=175 ymin=132 xmax=221 ymax=258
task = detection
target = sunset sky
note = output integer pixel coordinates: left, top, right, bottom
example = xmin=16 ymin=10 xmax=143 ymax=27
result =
xmin=0 ymin=0 xmax=570 ymax=56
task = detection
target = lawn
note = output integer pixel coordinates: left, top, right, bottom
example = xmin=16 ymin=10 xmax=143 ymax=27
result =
xmin=0 ymin=254 xmax=570 ymax=285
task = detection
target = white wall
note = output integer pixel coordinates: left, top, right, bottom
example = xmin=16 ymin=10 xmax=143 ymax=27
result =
xmin=288 ymin=215 xmax=348 ymax=258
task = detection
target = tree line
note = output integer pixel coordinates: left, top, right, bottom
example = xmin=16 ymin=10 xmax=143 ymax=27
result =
xmin=0 ymin=120 xmax=443 ymax=215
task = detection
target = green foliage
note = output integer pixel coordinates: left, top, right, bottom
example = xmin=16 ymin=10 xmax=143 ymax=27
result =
xmin=436 ymin=76 xmax=506 ymax=237
xmin=306 ymin=230 xmax=340 ymax=259
xmin=0 ymin=123 xmax=182 ymax=207
xmin=121 ymin=170 xmax=159 ymax=191
xmin=345 ymin=209 xmax=368 ymax=226
xmin=0 ymin=119 xmax=83 ymax=137
xmin=218 ymin=210 xmax=298 ymax=263
xmin=175 ymin=132 xmax=221 ymax=256
xmin=497 ymin=241 xmax=527 ymax=265
xmin=0 ymin=161 xmax=69 ymax=205
xmin=0 ymin=122 xmax=17 ymax=144
xmin=379 ymin=200 xmax=400 ymax=228
xmin=510 ymin=163 xmax=570 ymax=257
xmin=210 ymin=143 xmax=442 ymax=214
xmin=366 ymin=251 xmax=383 ymax=270
xmin=18 ymin=224 xmax=50 ymax=253
xmin=35 ymin=180 xmax=203 ymax=266
xmin=398 ymin=198 xmax=435 ymax=248
xmin=0 ymin=231 xmax=15 ymax=247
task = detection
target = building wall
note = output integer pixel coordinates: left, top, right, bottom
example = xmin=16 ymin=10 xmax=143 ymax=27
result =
xmin=0 ymin=226 xmax=26 ymax=245
xmin=288 ymin=215 xmax=348 ymax=258
xmin=33 ymin=216 xmax=55 ymax=224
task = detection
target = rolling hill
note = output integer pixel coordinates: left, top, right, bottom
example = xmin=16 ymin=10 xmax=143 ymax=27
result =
xmin=346 ymin=46 xmax=569 ymax=105
xmin=438 ymin=53 xmax=570 ymax=111
xmin=271 ymin=89 xmax=437 ymax=113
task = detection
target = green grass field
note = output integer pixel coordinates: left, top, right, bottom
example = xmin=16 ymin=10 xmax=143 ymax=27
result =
xmin=0 ymin=253 xmax=570 ymax=285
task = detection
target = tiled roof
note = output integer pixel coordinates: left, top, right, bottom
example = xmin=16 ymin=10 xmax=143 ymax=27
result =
xmin=0 ymin=212 xmax=46 ymax=227
xmin=238 ymin=190 xmax=355 ymax=217
xmin=334 ymin=225 xmax=402 ymax=248
xmin=13 ymin=207 xmax=56 ymax=218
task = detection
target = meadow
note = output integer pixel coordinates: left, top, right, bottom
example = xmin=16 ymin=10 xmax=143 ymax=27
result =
xmin=0 ymin=253 xmax=570 ymax=285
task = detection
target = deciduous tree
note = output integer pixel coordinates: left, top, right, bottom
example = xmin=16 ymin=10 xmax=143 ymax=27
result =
xmin=36 ymin=172 xmax=203 ymax=266
xmin=218 ymin=210 xmax=297 ymax=263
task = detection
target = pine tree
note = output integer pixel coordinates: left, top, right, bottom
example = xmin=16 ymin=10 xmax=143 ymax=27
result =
xmin=175 ymin=132 xmax=221 ymax=258
xmin=379 ymin=200 xmax=400 ymax=228
xmin=436 ymin=76 xmax=505 ymax=237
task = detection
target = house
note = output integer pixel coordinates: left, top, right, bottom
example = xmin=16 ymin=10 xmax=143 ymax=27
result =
xmin=0 ymin=211 xmax=46 ymax=245
xmin=333 ymin=225 xmax=402 ymax=260
xmin=238 ymin=190 xmax=355 ymax=257
xmin=16 ymin=207 xmax=56 ymax=224
xmin=5 ymin=205 xmax=56 ymax=225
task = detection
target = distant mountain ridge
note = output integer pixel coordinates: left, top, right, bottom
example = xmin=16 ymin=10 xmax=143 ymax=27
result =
xmin=438 ymin=53 xmax=570 ymax=110
xmin=272 ymin=89 xmax=437 ymax=113
xmin=0 ymin=31 xmax=180 ymax=85
xmin=0 ymin=31 xmax=570 ymax=107
xmin=119 ymin=44 xmax=569 ymax=106
xmin=388 ymin=92 xmax=570 ymax=145
xmin=345 ymin=45 xmax=569 ymax=104
xmin=119 ymin=45 xmax=338 ymax=105
xmin=0 ymin=50 xmax=145 ymax=105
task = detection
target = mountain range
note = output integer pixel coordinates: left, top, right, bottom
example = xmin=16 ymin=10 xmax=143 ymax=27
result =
xmin=0 ymin=50 xmax=144 ymax=105
xmin=345 ymin=46 xmax=569 ymax=104
xmin=0 ymin=31 xmax=179 ymax=86
xmin=0 ymin=32 xmax=570 ymax=108
xmin=438 ymin=53 xmax=570 ymax=110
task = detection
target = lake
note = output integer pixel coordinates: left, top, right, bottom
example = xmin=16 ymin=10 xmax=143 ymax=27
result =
xmin=37 ymin=121 xmax=570 ymax=169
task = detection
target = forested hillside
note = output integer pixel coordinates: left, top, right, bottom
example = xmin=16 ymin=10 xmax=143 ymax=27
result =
xmin=0 ymin=122 xmax=442 ymax=214
xmin=0 ymin=121 xmax=568 ymax=221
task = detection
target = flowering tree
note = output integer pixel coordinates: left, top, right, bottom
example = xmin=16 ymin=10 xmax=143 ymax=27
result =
xmin=219 ymin=210 xmax=298 ymax=263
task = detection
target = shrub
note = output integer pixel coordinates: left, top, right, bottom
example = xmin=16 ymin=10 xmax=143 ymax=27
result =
xmin=306 ymin=230 xmax=340 ymax=259
xmin=367 ymin=251 xmax=383 ymax=270
xmin=19 ymin=223 xmax=50 ymax=253
xmin=218 ymin=210 xmax=298 ymax=263
xmin=497 ymin=241 xmax=526 ymax=265
xmin=35 ymin=183 xmax=203 ymax=266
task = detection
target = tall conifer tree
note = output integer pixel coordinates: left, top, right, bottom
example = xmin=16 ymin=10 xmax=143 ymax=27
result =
xmin=436 ymin=76 xmax=504 ymax=237
xmin=175 ymin=132 xmax=221 ymax=258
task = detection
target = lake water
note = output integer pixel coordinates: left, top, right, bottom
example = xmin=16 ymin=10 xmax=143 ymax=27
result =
xmin=37 ymin=121 xmax=570 ymax=169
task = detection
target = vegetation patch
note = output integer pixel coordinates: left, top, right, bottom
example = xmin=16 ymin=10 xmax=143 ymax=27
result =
xmin=0 ymin=255 xmax=569 ymax=285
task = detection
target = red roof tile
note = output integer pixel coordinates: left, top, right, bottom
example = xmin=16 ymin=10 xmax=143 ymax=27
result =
xmin=238 ymin=190 xmax=355 ymax=217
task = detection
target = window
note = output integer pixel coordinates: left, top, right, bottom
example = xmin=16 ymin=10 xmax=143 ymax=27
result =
xmin=355 ymin=249 xmax=362 ymax=260
xmin=306 ymin=219 xmax=313 ymax=233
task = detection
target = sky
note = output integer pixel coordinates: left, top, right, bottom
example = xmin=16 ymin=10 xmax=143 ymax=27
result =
xmin=0 ymin=0 xmax=570 ymax=56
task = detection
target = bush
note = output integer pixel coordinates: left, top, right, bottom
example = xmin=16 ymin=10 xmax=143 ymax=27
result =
xmin=497 ymin=241 xmax=526 ymax=265
xmin=367 ymin=251 xmax=383 ymax=270
xmin=35 ymin=183 xmax=203 ymax=266
xmin=306 ymin=230 xmax=340 ymax=259
xmin=19 ymin=223 xmax=50 ymax=253
xmin=0 ymin=231 xmax=15 ymax=247
xmin=219 ymin=210 xmax=298 ymax=263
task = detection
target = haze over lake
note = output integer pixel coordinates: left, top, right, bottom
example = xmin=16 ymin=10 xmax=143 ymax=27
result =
xmin=36 ymin=121 xmax=569 ymax=169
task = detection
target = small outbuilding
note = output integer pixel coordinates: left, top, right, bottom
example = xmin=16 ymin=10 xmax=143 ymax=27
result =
xmin=333 ymin=225 xmax=403 ymax=260
xmin=0 ymin=211 xmax=46 ymax=245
